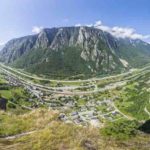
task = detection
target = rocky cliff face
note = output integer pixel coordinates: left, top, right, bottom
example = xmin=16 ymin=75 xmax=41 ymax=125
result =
xmin=0 ymin=35 xmax=37 ymax=63
xmin=0 ymin=26 xmax=150 ymax=77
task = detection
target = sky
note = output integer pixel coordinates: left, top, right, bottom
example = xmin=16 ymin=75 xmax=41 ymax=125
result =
xmin=0 ymin=0 xmax=150 ymax=45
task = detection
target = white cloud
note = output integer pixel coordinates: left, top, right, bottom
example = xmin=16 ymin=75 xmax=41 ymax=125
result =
xmin=110 ymin=26 xmax=150 ymax=40
xmin=75 ymin=20 xmax=150 ymax=41
xmin=94 ymin=20 xmax=102 ymax=27
xmin=94 ymin=20 xmax=150 ymax=40
xmin=96 ymin=25 xmax=111 ymax=32
xmin=75 ymin=24 xmax=82 ymax=27
xmin=85 ymin=24 xmax=93 ymax=27
xmin=0 ymin=42 xmax=6 ymax=46
xmin=32 ymin=26 xmax=43 ymax=34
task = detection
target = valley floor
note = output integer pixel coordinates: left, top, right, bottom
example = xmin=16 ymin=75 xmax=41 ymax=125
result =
xmin=0 ymin=63 xmax=150 ymax=149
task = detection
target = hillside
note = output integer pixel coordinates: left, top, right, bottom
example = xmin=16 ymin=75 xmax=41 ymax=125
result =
xmin=0 ymin=109 xmax=150 ymax=150
xmin=0 ymin=62 xmax=150 ymax=150
xmin=0 ymin=26 xmax=150 ymax=78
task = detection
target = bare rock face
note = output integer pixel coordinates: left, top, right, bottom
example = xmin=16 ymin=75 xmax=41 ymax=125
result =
xmin=0 ymin=26 xmax=150 ymax=76
xmin=0 ymin=35 xmax=37 ymax=63
xmin=35 ymin=30 xmax=50 ymax=49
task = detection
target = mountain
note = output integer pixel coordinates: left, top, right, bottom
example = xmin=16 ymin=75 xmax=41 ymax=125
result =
xmin=0 ymin=26 xmax=150 ymax=78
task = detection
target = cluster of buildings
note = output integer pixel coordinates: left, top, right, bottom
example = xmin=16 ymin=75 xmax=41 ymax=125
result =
xmin=1 ymin=69 xmax=124 ymax=127
xmin=58 ymin=97 xmax=123 ymax=127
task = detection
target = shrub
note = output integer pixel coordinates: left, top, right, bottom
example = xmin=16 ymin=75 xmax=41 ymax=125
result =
xmin=101 ymin=120 xmax=139 ymax=140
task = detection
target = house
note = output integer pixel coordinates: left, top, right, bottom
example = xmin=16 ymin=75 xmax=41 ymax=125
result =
xmin=71 ymin=111 xmax=78 ymax=116
xmin=58 ymin=113 xmax=66 ymax=120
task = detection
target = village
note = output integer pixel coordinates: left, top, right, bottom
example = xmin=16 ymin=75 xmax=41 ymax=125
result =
xmin=0 ymin=64 xmax=127 ymax=127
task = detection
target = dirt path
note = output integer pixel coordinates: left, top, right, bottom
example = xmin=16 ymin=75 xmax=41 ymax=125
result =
xmin=112 ymin=103 xmax=133 ymax=120
xmin=1 ymin=131 xmax=36 ymax=140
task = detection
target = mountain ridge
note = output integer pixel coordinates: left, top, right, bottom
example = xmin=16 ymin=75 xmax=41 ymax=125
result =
xmin=0 ymin=26 xmax=150 ymax=78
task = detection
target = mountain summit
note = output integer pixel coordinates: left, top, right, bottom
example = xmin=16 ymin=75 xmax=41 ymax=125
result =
xmin=0 ymin=26 xmax=150 ymax=78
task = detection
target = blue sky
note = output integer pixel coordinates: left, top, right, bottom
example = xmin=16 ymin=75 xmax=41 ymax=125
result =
xmin=0 ymin=0 xmax=150 ymax=45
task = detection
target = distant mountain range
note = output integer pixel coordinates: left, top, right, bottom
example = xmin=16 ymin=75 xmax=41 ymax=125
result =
xmin=0 ymin=26 xmax=150 ymax=78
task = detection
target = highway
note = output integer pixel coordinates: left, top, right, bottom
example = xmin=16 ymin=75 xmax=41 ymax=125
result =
xmin=0 ymin=63 xmax=149 ymax=96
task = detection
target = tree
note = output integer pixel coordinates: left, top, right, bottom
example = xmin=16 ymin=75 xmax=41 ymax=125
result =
xmin=101 ymin=119 xmax=139 ymax=140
